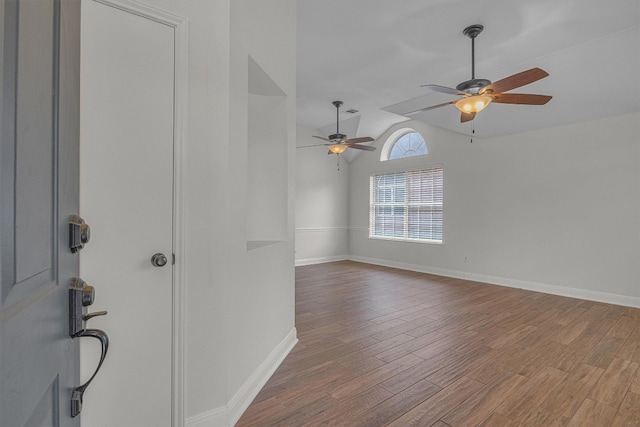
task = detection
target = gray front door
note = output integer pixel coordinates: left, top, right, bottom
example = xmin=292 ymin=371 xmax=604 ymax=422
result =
xmin=1 ymin=0 xmax=81 ymax=425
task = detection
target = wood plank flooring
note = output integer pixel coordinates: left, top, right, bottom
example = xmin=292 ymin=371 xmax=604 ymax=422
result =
xmin=236 ymin=261 xmax=640 ymax=426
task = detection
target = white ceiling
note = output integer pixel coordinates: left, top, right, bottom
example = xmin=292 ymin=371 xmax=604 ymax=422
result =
xmin=297 ymin=0 xmax=640 ymax=149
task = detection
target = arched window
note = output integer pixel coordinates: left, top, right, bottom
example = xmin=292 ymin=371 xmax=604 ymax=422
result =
xmin=381 ymin=128 xmax=428 ymax=161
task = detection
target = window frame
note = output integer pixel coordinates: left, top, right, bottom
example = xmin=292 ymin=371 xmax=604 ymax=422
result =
xmin=369 ymin=165 xmax=444 ymax=244
xmin=389 ymin=131 xmax=427 ymax=159
xmin=380 ymin=128 xmax=428 ymax=161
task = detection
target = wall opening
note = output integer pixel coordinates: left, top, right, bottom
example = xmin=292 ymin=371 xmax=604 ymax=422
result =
xmin=246 ymin=56 xmax=287 ymax=250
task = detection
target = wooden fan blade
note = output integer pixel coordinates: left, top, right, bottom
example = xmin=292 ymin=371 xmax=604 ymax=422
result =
xmin=312 ymin=135 xmax=331 ymax=142
xmin=404 ymin=100 xmax=456 ymax=116
xmin=421 ymin=84 xmax=467 ymax=96
xmin=460 ymin=112 xmax=476 ymax=123
xmin=348 ymin=143 xmax=376 ymax=151
xmin=491 ymin=93 xmax=552 ymax=105
xmin=346 ymin=136 xmax=374 ymax=144
xmin=480 ymin=68 xmax=549 ymax=95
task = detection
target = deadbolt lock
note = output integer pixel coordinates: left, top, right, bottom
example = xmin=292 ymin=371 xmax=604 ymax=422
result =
xmin=69 ymin=215 xmax=91 ymax=253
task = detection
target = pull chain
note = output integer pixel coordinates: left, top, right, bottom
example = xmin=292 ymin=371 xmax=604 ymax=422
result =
xmin=470 ymin=120 xmax=475 ymax=143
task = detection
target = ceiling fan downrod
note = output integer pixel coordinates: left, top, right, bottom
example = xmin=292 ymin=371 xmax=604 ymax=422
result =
xmin=330 ymin=100 xmax=346 ymax=141
xmin=457 ymin=24 xmax=491 ymax=93
xmin=463 ymin=24 xmax=483 ymax=79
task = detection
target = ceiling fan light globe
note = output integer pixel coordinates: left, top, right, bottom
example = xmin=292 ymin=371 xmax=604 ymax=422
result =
xmin=328 ymin=144 xmax=347 ymax=154
xmin=455 ymin=95 xmax=492 ymax=114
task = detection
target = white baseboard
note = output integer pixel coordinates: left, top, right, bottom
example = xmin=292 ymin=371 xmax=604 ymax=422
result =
xmin=186 ymin=405 xmax=228 ymax=427
xmin=349 ymin=255 xmax=640 ymax=309
xmin=227 ymin=328 xmax=298 ymax=425
xmin=295 ymin=255 xmax=348 ymax=266
xmin=185 ymin=328 xmax=298 ymax=427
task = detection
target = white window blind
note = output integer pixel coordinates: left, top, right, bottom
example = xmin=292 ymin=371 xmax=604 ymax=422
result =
xmin=369 ymin=166 xmax=443 ymax=243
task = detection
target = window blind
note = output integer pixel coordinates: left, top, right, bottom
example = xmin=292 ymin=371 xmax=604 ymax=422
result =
xmin=369 ymin=166 xmax=443 ymax=243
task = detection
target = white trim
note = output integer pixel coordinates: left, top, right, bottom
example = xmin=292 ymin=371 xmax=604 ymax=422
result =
xmin=185 ymin=405 xmax=228 ymax=427
xmin=369 ymin=235 xmax=443 ymax=245
xmin=92 ymin=0 xmax=183 ymax=26
xmin=227 ymin=328 xmax=298 ymax=425
xmin=87 ymin=1 xmax=189 ymax=426
xmin=348 ymin=255 xmax=640 ymax=309
xmin=295 ymin=227 xmax=349 ymax=266
xmin=296 ymin=255 xmax=349 ymax=266
xmin=295 ymin=226 xmax=349 ymax=233
xmin=185 ymin=328 xmax=298 ymax=427
xmin=171 ymin=13 xmax=189 ymax=427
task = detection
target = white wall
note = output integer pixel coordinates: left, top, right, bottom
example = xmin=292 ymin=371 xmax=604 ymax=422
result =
xmin=80 ymin=1 xmax=296 ymax=426
xmin=348 ymin=113 xmax=640 ymax=307
xmin=224 ymin=0 xmax=297 ymax=425
xmin=295 ymin=125 xmax=350 ymax=264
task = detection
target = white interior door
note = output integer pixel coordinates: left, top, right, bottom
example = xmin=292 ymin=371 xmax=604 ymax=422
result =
xmin=79 ymin=1 xmax=175 ymax=425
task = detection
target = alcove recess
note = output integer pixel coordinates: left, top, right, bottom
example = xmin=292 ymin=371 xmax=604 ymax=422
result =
xmin=246 ymin=56 xmax=287 ymax=251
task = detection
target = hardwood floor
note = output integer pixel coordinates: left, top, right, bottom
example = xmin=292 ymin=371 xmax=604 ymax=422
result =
xmin=236 ymin=261 xmax=640 ymax=426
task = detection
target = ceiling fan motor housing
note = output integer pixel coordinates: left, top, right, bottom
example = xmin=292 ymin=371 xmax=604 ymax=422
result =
xmin=456 ymin=78 xmax=491 ymax=94
xmin=329 ymin=133 xmax=347 ymax=141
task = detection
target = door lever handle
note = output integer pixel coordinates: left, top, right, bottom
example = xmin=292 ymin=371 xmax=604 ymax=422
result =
xmin=71 ymin=329 xmax=109 ymax=418
xmin=83 ymin=310 xmax=108 ymax=321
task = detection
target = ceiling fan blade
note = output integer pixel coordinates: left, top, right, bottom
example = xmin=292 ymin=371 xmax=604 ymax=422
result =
xmin=421 ymin=84 xmax=467 ymax=96
xmin=404 ymin=100 xmax=456 ymax=116
xmin=480 ymin=67 xmax=549 ymax=95
xmin=460 ymin=112 xmax=476 ymax=123
xmin=346 ymin=136 xmax=374 ymax=144
xmin=348 ymin=143 xmax=376 ymax=151
xmin=312 ymin=135 xmax=331 ymax=142
xmin=491 ymin=93 xmax=552 ymax=105
xmin=297 ymin=143 xmax=330 ymax=148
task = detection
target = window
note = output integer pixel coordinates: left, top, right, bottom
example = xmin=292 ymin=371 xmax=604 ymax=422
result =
xmin=369 ymin=166 xmax=443 ymax=243
xmin=381 ymin=129 xmax=428 ymax=161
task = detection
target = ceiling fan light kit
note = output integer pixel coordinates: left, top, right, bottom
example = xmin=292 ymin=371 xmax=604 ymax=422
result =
xmin=328 ymin=144 xmax=348 ymax=154
xmin=455 ymin=94 xmax=492 ymax=114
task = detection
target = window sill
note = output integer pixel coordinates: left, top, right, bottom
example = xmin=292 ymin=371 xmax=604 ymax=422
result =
xmin=369 ymin=236 xmax=443 ymax=245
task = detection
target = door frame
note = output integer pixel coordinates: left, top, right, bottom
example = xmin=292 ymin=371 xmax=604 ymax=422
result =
xmin=86 ymin=1 xmax=188 ymax=426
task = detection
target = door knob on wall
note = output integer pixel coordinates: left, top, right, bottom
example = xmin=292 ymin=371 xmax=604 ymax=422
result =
xmin=150 ymin=253 xmax=168 ymax=267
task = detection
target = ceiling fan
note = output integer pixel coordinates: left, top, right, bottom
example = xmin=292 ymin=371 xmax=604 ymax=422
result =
xmin=405 ymin=24 xmax=552 ymax=123
xmin=300 ymin=101 xmax=376 ymax=154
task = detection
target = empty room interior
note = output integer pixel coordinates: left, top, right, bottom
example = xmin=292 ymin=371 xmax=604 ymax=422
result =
xmin=240 ymin=0 xmax=640 ymax=426
xmin=2 ymin=0 xmax=639 ymax=426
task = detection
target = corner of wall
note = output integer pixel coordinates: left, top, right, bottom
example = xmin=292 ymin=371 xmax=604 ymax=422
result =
xmin=185 ymin=328 xmax=298 ymax=427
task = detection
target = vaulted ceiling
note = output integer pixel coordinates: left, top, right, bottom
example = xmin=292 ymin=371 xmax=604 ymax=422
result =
xmin=297 ymin=0 xmax=640 ymax=147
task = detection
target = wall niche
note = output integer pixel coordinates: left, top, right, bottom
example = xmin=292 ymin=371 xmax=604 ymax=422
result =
xmin=246 ymin=56 xmax=287 ymax=250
